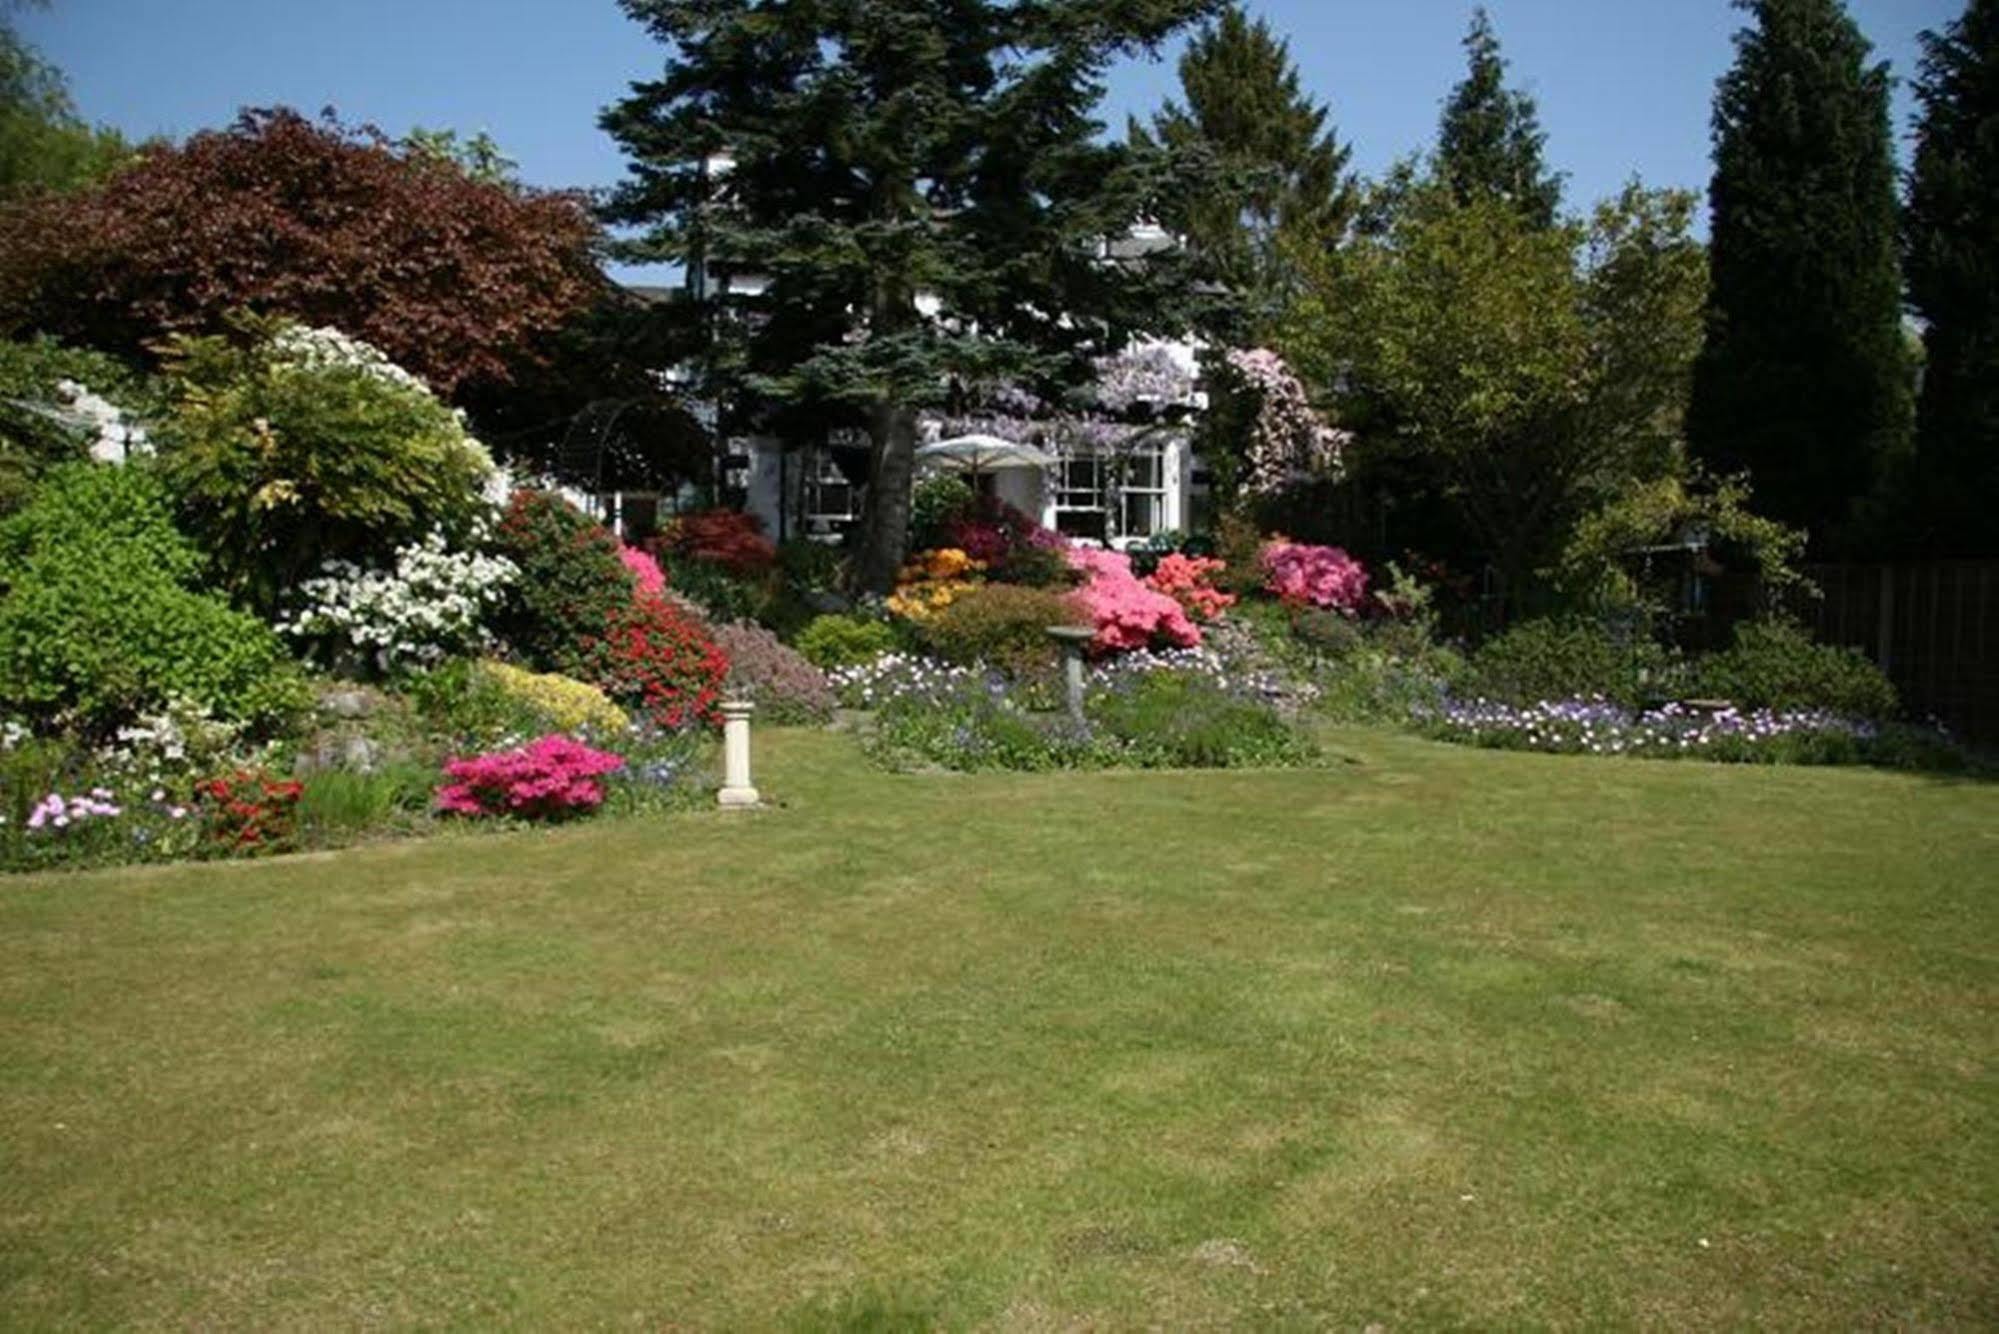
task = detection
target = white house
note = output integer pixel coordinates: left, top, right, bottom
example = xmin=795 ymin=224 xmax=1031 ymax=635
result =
xmin=731 ymin=333 xmax=1208 ymax=551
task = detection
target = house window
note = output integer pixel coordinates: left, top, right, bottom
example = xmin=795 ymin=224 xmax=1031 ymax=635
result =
xmin=1117 ymin=443 xmax=1168 ymax=539
xmin=801 ymin=448 xmax=859 ymax=536
xmin=1054 ymin=452 xmax=1108 ymax=541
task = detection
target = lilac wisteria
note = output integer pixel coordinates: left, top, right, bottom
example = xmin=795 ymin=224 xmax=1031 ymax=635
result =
xmin=928 ymin=345 xmax=1198 ymax=453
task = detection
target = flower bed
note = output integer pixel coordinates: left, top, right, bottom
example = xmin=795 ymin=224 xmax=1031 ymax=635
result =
xmin=1412 ymin=695 xmax=1898 ymax=765
xmin=836 ymin=648 xmax=1316 ymax=772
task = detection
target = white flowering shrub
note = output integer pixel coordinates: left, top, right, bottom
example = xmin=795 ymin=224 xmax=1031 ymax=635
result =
xmin=279 ymin=534 xmax=519 ymax=675
xmin=270 ymin=323 xmax=434 ymax=396
xmin=50 ymin=379 xmax=152 ymax=463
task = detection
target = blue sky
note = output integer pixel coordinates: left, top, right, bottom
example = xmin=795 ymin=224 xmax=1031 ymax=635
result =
xmin=20 ymin=0 xmax=1961 ymax=280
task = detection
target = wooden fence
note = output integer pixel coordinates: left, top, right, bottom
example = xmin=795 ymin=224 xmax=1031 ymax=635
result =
xmin=1797 ymin=561 xmax=1999 ymax=744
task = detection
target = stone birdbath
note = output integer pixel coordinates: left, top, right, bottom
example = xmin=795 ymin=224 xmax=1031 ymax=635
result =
xmin=1045 ymin=625 xmax=1095 ymax=728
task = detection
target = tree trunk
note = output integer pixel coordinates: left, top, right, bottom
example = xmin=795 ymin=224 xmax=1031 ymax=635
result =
xmin=855 ymin=398 xmax=919 ymax=592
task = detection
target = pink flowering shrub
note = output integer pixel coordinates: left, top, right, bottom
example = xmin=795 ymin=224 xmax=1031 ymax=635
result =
xmin=435 ymin=734 xmax=625 ymax=821
xmin=1262 ymin=541 xmax=1369 ymax=612
xmin=1066 ymin=545 xmax=1201 ymax=653
xmin=1144 ymin=553 xmax=1236 ymax=623
xmin=619 ymin=544 xmax=666 ymax=597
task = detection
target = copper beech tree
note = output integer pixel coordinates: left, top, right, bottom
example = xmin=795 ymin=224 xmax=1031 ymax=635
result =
xmin=0 ymin=107 xmax=603 ymax=398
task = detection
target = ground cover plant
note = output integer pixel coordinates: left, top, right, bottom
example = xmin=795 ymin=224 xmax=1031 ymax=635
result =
xmin=843 ymin=646 xmax=1318 ymax=772
xmin=0 ymin=727 xmax=1991 ymax=1327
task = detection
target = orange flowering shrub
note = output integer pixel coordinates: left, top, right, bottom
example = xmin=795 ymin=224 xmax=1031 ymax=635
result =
xmin=886 ymin=548 xmax=986 ymax=622
xmin=1144 ymin=553 xmax=1236 ymax=623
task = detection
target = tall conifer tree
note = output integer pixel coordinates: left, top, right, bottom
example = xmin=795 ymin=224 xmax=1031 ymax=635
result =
xmin=1138 ymin=4 xmax=1353 ymax=308
xmin=1905 ymin=0 xmax=1999 ymax=555
xmin=1436 ymin=7 xmax=1563 ymax=227
xmin=603 ymin=0 xmax=1215 ymax=589
xmin=1686 ymin=0 xmax=1912 ymax=548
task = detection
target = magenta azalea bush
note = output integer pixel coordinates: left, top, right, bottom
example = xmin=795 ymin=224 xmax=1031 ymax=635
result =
xmin=1262 ymin=541 xmax=1368 ymax=612
xmin=435 ymin=733 xmax=625 ymax=821
xmin=619 ymin=544 xmax=666 ymax=598
xmin=1066 ymin=545 xmax=1201 ymax=653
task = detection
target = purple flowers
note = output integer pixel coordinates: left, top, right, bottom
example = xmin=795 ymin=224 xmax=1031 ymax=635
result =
xmin=1414 ymin=694 xmax=1880 ymax=761
xmin=24 ymin=790 xmax=122 ymax=830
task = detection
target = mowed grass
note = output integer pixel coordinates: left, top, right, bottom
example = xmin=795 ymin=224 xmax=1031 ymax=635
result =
xmin=1 ymin=728 xmax=1994 ymax=1329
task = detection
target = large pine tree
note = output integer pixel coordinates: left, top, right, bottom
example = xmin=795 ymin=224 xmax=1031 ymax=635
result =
xmin=1136 ymin=3 xmax=1353 ymax=311
xmin=602 ymin=0 xmax=1215 ymax=589
xmin=1686 ymin=0 xmax=1912 ymax=550
xmin=1905 ymin=0 xmax=1999 ymax=556
xmin=1436 ymin=7 xmax=1562 ymax=228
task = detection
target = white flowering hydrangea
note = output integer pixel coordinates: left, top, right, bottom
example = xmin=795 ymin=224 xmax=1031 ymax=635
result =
xmin=279 ymin=534 xmax=518 ymax=674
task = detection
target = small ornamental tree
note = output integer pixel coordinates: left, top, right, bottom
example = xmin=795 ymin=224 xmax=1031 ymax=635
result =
xmin=0 ymin=107 xmax=602 ymax=398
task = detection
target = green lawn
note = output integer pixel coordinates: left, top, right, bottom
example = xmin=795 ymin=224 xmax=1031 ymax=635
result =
xmin=2 ymin=728 xmax=1995 ymax=1329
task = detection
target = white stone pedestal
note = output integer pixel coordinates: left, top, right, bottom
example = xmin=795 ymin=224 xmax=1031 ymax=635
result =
xmin=717 ymin=700 xmax=761 ymax=808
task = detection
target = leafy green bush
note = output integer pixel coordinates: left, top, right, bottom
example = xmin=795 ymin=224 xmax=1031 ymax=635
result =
xmin=401 ymin=657 xmax=547 ymax=747
xmin=1692 ymin=619 xmax=1898 ymax=719
xmin=796 ymin=613 xmax=900 ymax=669
xmin=910 ymin=473 xmax=974 ymax=548
xmin=777 ymin=538 xmax=845 ymax=597
xmin=1466 ymin=616 xmax=1680 ymax=708
xmin=657 ymin=549 xmax=775 ymax=627
xmin=0 ymin=463 xmax=305 ymax=734
xmin=1087 ymin=672 xmax=1315 ymax=769
xmin=490 ymin=490 xmax=636 ymax=677
xmin=296 ymin=763 xmax=437 ymax=846
xmin=153 ymin=315 xmax=494 ymax=612
xmin=921 ymin=583 xmax=1080 ymax=674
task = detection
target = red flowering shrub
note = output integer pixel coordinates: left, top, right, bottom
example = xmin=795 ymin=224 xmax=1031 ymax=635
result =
xmin=435 ymin=734 xmax=625 ymax=821
xmin=1263 ymin=541 xmax=1368 ymax=612
xmin=1066 ymin=545 xmax=1201 ymax=653
xmin=577 ymin=593 xmax=730 ymax=729
xmin=657 ymin=509 xmax=776 ymax=575
xmin=1144 ymin=553 xmax=1236 ymax=623
xmin=194 ymin=769 xmax=304 ymax=853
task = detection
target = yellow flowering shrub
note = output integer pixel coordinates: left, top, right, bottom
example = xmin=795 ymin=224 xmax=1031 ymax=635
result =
xmin=886 ymin=548 xmax=985 ymax=622
xmin=475 ymin=659 xmax=630 ymax=735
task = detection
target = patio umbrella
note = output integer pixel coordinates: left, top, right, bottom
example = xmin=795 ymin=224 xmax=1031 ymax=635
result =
xmin=916 ymin=434 xmax=1056 ymax=477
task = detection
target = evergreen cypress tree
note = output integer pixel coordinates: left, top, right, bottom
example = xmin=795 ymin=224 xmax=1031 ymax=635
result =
xmin=603 ymin=0 xmax=1215 ymax=590
xmin=1436 ymin=7 xmax=1563 ymax=227
xmin=1905 ymin=0 xmax=1999 ymax=556
xmin=1686 ymin=0 xmax=1913 ymax=550
xmin=1137 ymin=3 xmax=1353 ymax=306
